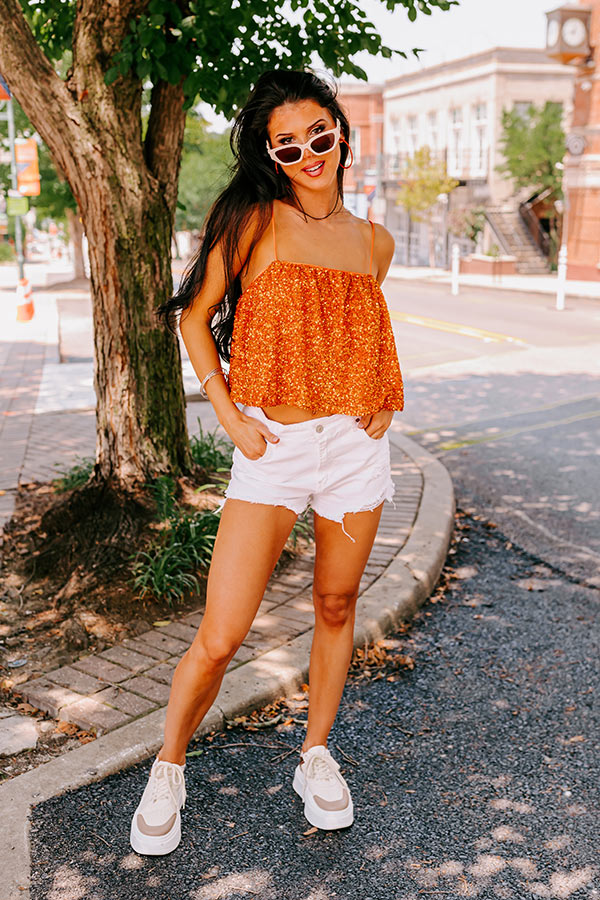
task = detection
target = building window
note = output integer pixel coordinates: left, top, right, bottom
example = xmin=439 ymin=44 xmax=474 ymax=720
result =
xmin=472 ymin=102 xmax=488 ymax=175
xmin=349 ymin=127 xmax=361 ymax=163
xmin=513 ymin=101 xmax=533 ymax=121
xmin=407 ymin=114 xmax=419 ymax=156
xmin=427 ymin=111 xmax=439 ymax=153
xmin=390 ymin=116 xmax=401 ymax=155
xmin=448 ymin=107 xmax=463 ymax=174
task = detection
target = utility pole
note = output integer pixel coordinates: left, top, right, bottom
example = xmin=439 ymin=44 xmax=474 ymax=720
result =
xmin=1 ymin=93 xmax=25 ymax=280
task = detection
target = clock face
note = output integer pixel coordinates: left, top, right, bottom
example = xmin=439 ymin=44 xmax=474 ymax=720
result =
xmin=547 ymin=19 xmax=560 ymax=47
xmin=562 ymin=17 xmax=587 ymax=48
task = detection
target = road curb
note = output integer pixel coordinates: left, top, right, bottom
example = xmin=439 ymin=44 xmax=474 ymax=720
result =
xmin=0 ymin=433 xmax=454 ymax=899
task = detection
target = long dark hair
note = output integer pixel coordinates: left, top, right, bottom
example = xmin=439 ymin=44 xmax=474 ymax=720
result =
xmin=156 ymin=68 xmax=351 ymax=362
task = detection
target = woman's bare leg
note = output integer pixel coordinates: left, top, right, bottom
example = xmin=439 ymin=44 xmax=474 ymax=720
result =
xmin=302 ymin=504 xmax=384 ymax=756
xmin=158 ymin=498 xmax=299 ymax=764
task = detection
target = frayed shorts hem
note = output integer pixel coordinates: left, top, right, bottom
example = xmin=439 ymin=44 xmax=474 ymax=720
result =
xmin=212 ymin=483 xmax=396 ymax=544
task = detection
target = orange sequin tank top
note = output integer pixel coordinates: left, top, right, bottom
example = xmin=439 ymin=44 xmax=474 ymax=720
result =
xmin=227 ymin=204 xmax=404 ymax=417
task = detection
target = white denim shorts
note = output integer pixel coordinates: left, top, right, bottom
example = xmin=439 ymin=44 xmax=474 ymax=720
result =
xmin=213 ymin=405 xmax=396 ymax=543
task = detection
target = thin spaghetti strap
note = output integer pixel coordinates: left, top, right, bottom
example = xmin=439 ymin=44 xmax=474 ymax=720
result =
xmin=271 ymin=203 xmax=278 ymax=261
xmin=369 ymin=219 xmax=375 ymax=275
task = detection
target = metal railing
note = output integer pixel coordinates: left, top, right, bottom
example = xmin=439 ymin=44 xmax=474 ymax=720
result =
xmin=518 ymin=199 xmax=551 ymax=258
xmin=481 ymin=209 xmax=514 ymax=257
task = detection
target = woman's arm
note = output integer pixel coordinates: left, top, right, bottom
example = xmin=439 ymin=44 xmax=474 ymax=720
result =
xmin=178 ymin=209 xmax=280 ymax=459
xmin=373 ymin=223 xmax=396 ymax=286
xmin=179 ymin=240 xmax=240 ymax=431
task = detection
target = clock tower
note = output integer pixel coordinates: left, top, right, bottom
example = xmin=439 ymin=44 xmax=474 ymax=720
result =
xmin=546 ymin=2 xmax=600 ymax=281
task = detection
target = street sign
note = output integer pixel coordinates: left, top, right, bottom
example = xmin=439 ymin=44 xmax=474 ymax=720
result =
xmin=7 ymin=195 xmax=28 ymax=216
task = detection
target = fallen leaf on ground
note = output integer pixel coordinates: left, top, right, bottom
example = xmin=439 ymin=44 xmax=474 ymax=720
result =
xmin=56 ymin=721 xmax=78 ymax=735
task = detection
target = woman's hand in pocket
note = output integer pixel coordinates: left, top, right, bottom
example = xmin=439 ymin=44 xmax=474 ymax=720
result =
xmin=226 ymin=410 xmax=280 ymax=460
xmin=356 ymin=409 xmax=394 ymax=440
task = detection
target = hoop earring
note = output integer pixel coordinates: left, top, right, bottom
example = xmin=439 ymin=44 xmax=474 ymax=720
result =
xmin=275 ymin=161 xmax=281 ymax=174
xmin=339 ymin=138 xmax=353 ymax=170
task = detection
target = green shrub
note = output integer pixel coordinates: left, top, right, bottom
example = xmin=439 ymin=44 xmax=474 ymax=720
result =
xmin=189 ymin=418 xmax=233 ymax=472
xmin=151 ymin=474 xmax=177 ymax=520
xmin=130 ymin=508 xmax=219 ymax=605
xmin=52 ymin=456 xmax=95 ymax=492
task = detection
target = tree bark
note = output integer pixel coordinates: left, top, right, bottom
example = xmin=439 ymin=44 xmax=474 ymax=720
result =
xmin=0 ymin=0 xmax=191 ymax=490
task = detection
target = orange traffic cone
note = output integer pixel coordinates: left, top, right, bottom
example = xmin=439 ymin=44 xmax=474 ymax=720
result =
xmin=16 ymin=277 xmax=34 ymax=322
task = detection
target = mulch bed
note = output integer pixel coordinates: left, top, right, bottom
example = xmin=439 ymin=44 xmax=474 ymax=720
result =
xmin=0 ymin=472 xmax=310 ymax=695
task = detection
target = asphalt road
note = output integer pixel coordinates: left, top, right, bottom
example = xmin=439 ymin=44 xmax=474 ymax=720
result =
xmin=29 ymin=515 xmax=599 ymax=899
xmin=385 ymin=279 xmax=600 ymax=586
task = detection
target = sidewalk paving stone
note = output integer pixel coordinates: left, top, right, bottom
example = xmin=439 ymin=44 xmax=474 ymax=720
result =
xmin=142 ymin=663 xmax=176 ymax=685
xmin=70 ymin=656 xmax=131 ymax=684
xmin=158 ymin=622 xmax=199 ymax=643
xmin=43 ymin=665 xmax=107 ymax=696
xmin=117 ymin=676 xmax=171 ymax=705
xmin=58 ymin=697 xmax=132 ymax=734
xmin=119 ymin=638 xmax=166 ymax=660
xmin=16 ymin=680 xmax=85 ymax=718
xmin=92 ymin=686 xmax=158 ymax=718
xmin=97 ymin=645 xmax=155 ymax=673
xmin=132 ymin=630 xmax=190 ymax=657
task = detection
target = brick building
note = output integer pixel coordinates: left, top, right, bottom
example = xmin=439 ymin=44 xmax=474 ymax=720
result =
xmin=552 ymin=0 xmax=600 ymax=281
xmin=336 ymin=82 xmax=384 ymax=221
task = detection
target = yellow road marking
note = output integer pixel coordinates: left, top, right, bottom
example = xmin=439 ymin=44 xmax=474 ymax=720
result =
xmin=438 ymin=410 xmax=600 ymax=451
xmin=389 ymin=310 xmax=527 ymax=345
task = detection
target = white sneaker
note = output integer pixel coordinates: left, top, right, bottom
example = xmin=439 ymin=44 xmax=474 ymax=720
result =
xmin=130 ymin=757 xmax=186 ymax=855
xmin=292 ymin=744 xmax=354 ymax=830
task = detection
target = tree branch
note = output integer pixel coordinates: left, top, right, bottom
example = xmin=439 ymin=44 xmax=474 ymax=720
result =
xmin=144 ymin=79 xmax=186 ymax=219
xmin=0 ymin=0 xmax=82 ymax=179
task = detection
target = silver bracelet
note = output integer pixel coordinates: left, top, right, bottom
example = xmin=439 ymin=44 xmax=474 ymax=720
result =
xmin=200 ymin=366 xmax=227 ymax=398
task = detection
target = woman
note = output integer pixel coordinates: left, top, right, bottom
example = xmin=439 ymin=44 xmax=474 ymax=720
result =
xmin=130 ymin=68 xmax=404 ymax=855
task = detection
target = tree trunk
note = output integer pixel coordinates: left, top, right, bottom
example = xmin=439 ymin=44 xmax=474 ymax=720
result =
xmin=65 ymin=207 xmax=86 ymax=280
xmin=0 ymin=0 xmax=192 ymax=491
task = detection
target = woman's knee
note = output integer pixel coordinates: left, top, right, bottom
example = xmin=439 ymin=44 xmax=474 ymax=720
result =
xmin=188 ymin=628 xmax=241 ymax=669
xmin=314 ymin=589 xmax=357 ymax=628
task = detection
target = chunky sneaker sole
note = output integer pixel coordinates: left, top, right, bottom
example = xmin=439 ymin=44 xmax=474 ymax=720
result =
xmin=293 ymin=761 xmax=354 ymax=830
xmin=130 ymin=810 xmax=182 ymax=856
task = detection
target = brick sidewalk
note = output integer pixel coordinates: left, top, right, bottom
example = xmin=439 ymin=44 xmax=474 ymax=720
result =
xmin=14 ymin=443 xmax=421 ymax=735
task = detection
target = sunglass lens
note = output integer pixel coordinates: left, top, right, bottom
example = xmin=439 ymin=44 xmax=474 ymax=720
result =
xmin=275 ymin=146 xmax=302 ymax=164
xmin=311 ymin=133 xmax=336 ymax=154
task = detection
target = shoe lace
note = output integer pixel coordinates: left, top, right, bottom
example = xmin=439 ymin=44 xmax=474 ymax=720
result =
xmin=151 ymin=761 xmax=186 ymax=810
xmin=305 ymin=752 xmax=340 ymax=784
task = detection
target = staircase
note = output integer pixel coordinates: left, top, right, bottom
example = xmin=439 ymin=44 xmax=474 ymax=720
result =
xmin=485 ymin=207 xmax=551 ymax=274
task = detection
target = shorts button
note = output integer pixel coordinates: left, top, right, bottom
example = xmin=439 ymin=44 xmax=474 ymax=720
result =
xmin=315 ymin=424 xmax=324 ymax=433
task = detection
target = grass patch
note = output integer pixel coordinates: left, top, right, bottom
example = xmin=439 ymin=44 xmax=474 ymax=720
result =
xmin=52 ymin=456 xmax=95 ymax=492
xmin=190 ymin=417 xmax=234 ymax=472
xmin=131 ymin=507 xmax=219 ymax=606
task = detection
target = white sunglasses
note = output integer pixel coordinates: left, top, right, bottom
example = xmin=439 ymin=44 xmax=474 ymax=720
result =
xmin=265 ymin=119 xmax=341 ymax=166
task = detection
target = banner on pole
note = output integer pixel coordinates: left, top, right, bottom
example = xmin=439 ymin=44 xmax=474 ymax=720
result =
xmin=15 ymin=138 xmax=41 ymax=196
xmin=0 ymin=73 xmax=10 ymax=101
